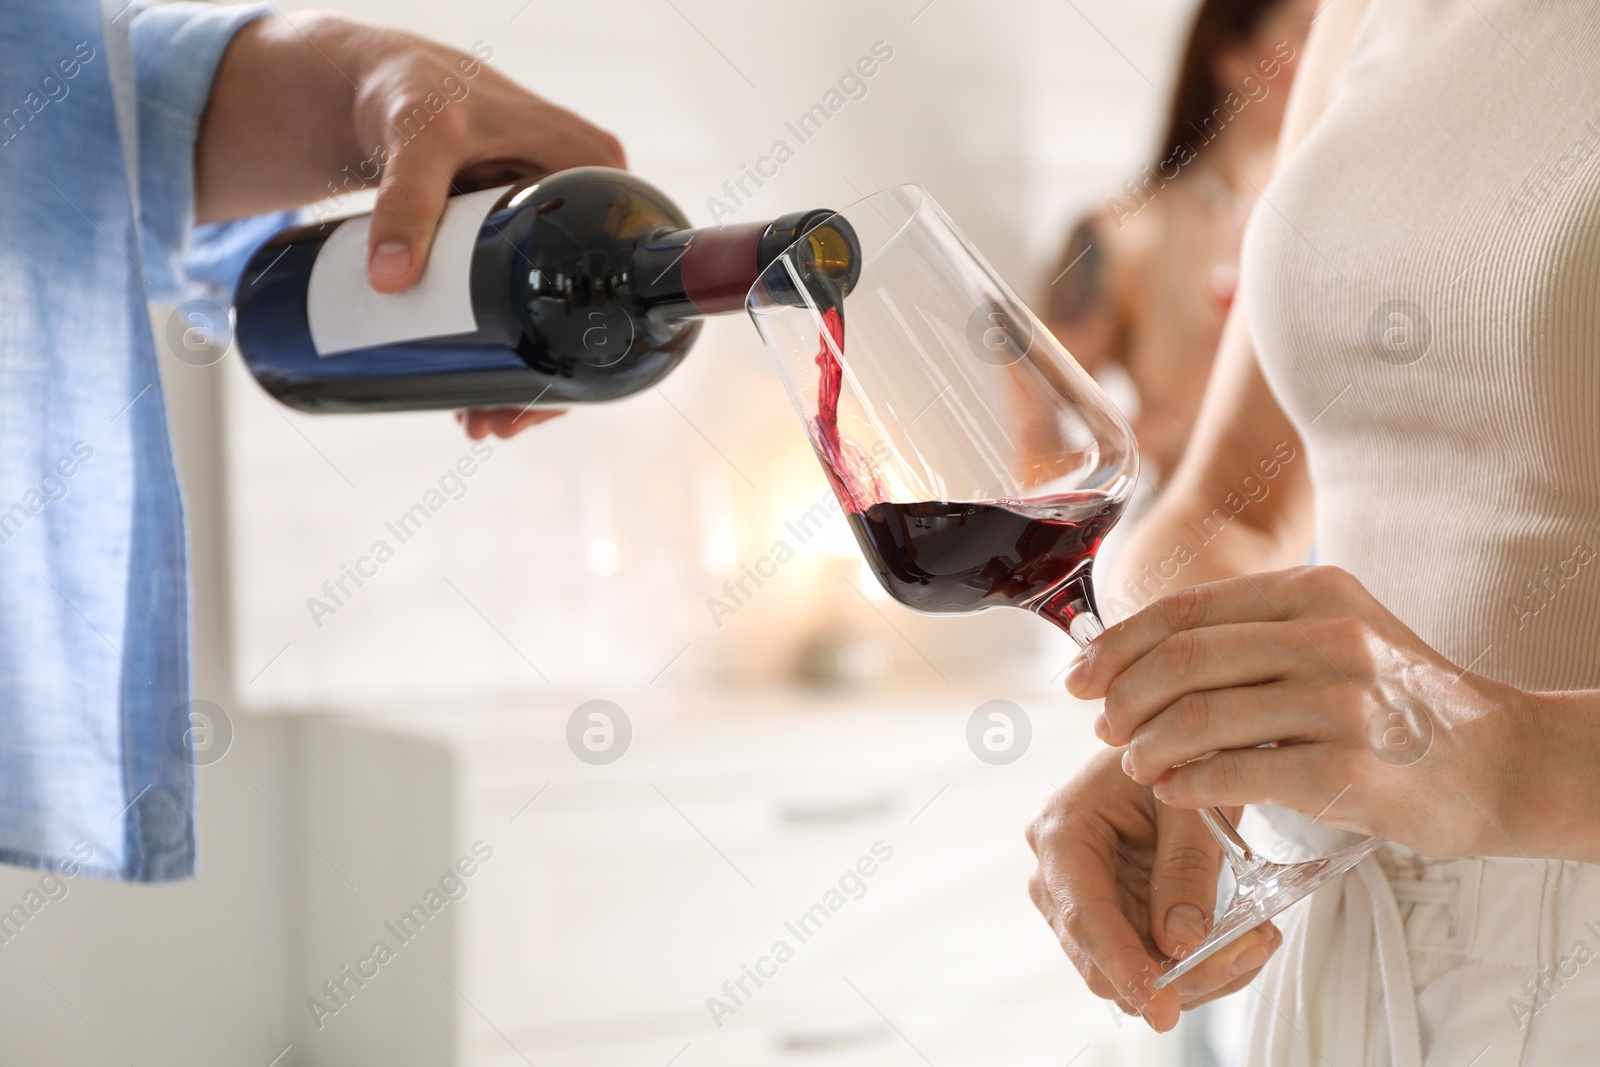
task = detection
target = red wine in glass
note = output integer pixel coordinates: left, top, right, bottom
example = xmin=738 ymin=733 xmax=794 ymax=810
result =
xmin=811 ymin=289 xmax=1120 ymax=625
xmin=846 ymin=494 xmax=1122 ymax=620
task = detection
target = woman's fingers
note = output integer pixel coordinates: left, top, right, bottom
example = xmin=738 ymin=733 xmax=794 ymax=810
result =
xmin=1143 ymin=804 xmax=1283 ymax=1003
xmin=1154 ymin=742 xmax=1331 ymax=812
xmin=1097 ymin=622 xmax=1310 ymax=745
xmin=1124 ymin=682 xmax=1326 ymax=784
xmin=1146 ymin=805 xmax=1222 ymax=961
xmin=1068 ymin=568 xmax=1364 ymax=702
xmin=1167 ymin=923 xmax=1283 ymax=1006
xmin=1028 ymin=809 xmax=1179 ymax=1030
xmin=1068 ymin=579 xmax=1293 ymax=699
xmin=1032 ymin=800 xmax=1281 ymax=1025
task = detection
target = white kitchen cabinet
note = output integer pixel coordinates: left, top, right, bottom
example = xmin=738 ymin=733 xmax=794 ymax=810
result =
xmin=288 ymin=694 xmax=1178 ymax=1067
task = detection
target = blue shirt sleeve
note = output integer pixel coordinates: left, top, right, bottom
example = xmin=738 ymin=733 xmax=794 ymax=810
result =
xmin=128 ymin=1 xmax=272 ymax=303
xmin=184 ymin=212 xmax=300 ymax=306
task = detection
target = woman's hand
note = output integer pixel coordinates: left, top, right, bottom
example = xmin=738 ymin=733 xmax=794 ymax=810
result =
xmin=1066 ymin=566 xmax=1532 ymax=857
xmin=1026 ymin=747 xmax=1282 ymax=1032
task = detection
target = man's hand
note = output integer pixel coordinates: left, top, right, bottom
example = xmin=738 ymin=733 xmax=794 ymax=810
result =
xmin=196 ymin=13 xmax=621 ymax=438
xmin=455 ymin=408 xmax=565 ymax=440
xmin=1027 ymin=747 xmax=1280 ymax=1032
xmin=197 ymin=12 xmax=625 ymax=283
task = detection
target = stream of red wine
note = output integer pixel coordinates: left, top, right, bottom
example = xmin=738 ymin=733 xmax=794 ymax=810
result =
xmin=811 ymin=298 xmax=1121 ymax=625
xmin=812 ymin=302 xmax=863 ymax=508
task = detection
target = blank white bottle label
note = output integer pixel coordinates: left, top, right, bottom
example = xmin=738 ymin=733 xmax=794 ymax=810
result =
xmin=306 ymin=184 xmax=513 ymax=357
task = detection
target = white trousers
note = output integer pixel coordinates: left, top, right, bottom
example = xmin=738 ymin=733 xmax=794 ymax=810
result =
xmin=1240 ymin=807 xmax=1600 ymax=1066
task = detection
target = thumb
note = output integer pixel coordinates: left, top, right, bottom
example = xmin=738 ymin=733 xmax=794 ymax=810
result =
xmin=1148 ymin=805 xmax=1222 ymax=960
xmin=366 ymin=132 xmax=462 ymax=294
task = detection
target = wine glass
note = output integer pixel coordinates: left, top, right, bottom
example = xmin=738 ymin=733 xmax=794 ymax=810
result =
xmin=745 ymin=185 xmax=1381 ymax=990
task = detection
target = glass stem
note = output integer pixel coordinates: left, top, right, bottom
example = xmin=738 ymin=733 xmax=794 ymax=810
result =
xmin=1200 ymin=806 xmax=1262 ymax=878
xmin=1047 ymin=583 xmax=1265 ymax=883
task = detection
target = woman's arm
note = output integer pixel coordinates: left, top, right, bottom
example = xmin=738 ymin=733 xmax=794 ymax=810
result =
xmin=1108 ymin=303 xmax=1314 ymax=604
xmin=1107 ymin=0 xmax=1372 ymax=607
xmin=1070 ymin=0 xmax=1600 ymax=865
xmin=1026 ymin=0 xmax=1376 ymax=1030
xmin=1515 ymin=690 xmax=1600 ymax=864
xmin=1073 ymin=564 xmax=1600 ymax=864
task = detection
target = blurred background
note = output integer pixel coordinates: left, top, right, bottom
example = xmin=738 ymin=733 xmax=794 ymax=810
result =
xmin=0 ymin=0 xmax=1291 ymax=1063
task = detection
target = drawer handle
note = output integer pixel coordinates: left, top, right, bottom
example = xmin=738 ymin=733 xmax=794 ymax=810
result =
xmin=776 ymin=794 xmax=895 ymax=825
xmin=776 ymin=1022 xmax=892 ymax=1053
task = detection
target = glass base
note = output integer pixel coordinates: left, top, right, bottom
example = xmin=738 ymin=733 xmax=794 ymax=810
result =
xmin=1152 ymin=835 xmax=1383 ymax=989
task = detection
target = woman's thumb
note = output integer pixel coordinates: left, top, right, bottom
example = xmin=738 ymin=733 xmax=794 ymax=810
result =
xmin=1149 ymin=808 xmax=1223 ymax=959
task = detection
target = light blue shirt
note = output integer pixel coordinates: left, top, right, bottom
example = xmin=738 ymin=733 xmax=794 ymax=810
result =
xmin=0 ymin=1 xmax=273 ymax=880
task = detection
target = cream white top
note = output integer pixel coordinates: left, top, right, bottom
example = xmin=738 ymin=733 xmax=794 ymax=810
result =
xmin=1237 ymin=2 xmax=1600 ymax=1063
xmin=1243 ymin=0 xmax=1600 ymax=694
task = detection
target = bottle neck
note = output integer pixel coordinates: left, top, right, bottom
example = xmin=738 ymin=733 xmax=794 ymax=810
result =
xmin=630 ymin=210 xmax=848 ymax=320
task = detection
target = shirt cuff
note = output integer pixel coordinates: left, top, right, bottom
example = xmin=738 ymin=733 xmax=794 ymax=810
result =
xmin=129 ymin=1 xmax=273 ymax=303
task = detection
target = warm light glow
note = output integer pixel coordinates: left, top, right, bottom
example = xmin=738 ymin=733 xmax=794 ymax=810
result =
xmin=700 ymin=526 xmax=739 ymax=575
xmin=836 ymin=638 xmax=891 ymax=679
xmin=586 ymin=539 xmax=622 ymax=577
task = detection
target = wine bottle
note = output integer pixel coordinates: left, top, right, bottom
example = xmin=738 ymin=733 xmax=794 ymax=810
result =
xmin=233 ymin=167 xmax=860 ymax=412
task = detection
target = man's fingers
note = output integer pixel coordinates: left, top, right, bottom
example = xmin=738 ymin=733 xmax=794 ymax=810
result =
xmin=533 ymin=104 xmax=625 ymax=170
xmin=363 ymin=116 xmax=623 ymax=296
xmin=488 ymin=407 xmax=564 ymax=437
xmin=1067 ymin=571 xmax=1315 ymax=700
xmin=480 ymin=97 xmax=626 ymax=174
xmin=456 ymin=407 xmax=566 ymax=439
xmin=1146 ymin=806 xmax=1222 ymax=961
xmin=454 ymin=97 xmax=625 ymax=183
xmin=366 ymin=126 xmax=463 ymax=293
